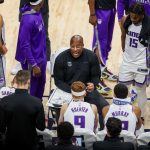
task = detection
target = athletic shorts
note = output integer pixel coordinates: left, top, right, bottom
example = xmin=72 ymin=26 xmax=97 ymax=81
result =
xmin=119 ymin=64 xmax=149 ymax=85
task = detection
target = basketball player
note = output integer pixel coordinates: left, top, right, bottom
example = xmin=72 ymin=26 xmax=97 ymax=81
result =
xmin=15 ymin=0 xmax=47 ymax=99
xmin=0 ymin=0 xmax=8 ymax=88
xmin=59 ymin=81 xmax=98 ymax=132
xmin=119 ymin=3 xmax=150 ymax=117
xmin=102 ymin=83 xmax=142 ymax=133
xmin=88 ymin=0 xmax=117 ymax=94
xmin=117 ymin=0 xmax=150 ymax=51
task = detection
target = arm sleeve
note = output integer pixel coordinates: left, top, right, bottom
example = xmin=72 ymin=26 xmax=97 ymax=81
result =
xmin=90 ymin=53 xmax=101 ymax=87
xmin=54 ymin=54 xmax=71 ymax=93
xmin=117 ymin=0 xmax=126 ymax=21
xmin=36 ymin=104 xmax=45 ymax=131
xmin=19 ymin=20 xmax=37 ymax=67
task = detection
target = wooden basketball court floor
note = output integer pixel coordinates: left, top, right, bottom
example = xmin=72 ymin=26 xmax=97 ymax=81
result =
xmin=0 ymin=0 xmax=150 ymax=128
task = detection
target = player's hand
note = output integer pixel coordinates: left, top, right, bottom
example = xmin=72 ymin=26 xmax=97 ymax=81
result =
xmin=86 ymin=82 xmax=94 ymax=92
xmin=32 ymin=65 xmax=41 ymax=77
xmin=0 ymin=44 xmax=8 ymax=55
xmin=89 ymin=15 xmax=97 ymax=26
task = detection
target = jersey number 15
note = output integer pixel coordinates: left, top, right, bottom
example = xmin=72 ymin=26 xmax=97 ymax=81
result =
xmin=129 ymin=38 xmax=138 ymax=48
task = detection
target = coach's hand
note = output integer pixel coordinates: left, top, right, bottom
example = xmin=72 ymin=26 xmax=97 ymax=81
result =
xmin=86 ymin=82 xmax=94 ymax=92
xmin=32 ymin=66 xmax=41 ymax=77
xmin=89 ymin=15 xmax=97 ymax=26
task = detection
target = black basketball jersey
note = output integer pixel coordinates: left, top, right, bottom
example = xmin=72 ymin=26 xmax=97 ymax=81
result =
xmin=95 ymin=0 xmax=116 ymax=10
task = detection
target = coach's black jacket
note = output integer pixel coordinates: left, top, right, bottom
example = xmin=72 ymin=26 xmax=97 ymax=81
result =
xmin=54 ymin=48 xmax=101 ymax=93
xmin=124 ymin=14 xmax=150 ymax=47
xmin=0 ymin=89 xmax=45 ymax=149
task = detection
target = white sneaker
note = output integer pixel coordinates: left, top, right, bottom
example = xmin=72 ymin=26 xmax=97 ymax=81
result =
xmin=10 ymin=63 xmax=22 ymax=75
xmin=130 ymin=88 xmax=138 ymax=104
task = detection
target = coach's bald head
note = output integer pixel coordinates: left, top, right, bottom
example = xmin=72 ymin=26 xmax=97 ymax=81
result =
xmin=70 ymin=35 xmax=84 ymax=58
xmin=70 ymin=35 xmax=83 ymax=45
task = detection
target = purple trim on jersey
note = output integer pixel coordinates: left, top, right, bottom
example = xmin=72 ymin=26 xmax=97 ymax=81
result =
xmin=92 ymin=9 xmax=116 ymax=66
xmin=146 ymin=48 xmax=148 ymax=67
xmin=119 ymin=79 xmax=134 ymax=84
xmin=117 ymin=0 xmax=150 ymax=21
xmin=146 ymin=47 xmax=150 ymax=69
xmin=119 ymin=76 xmax=147 ymax=85
xmin=134 ymin=75 xmax=147 ymax=86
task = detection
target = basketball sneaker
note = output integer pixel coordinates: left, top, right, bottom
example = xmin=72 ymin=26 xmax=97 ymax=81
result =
xmin=10 ymin=63 xmax=22 ymax=75
xmin=96 ymin=79 xmax=112 ymax=95
xmin=130 ymin=88 xmax=138 ymax=104
xmin=102 ymin=67 xmax=118 ymax=81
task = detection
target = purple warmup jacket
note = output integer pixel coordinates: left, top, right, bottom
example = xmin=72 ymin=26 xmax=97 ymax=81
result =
xmin=15 ymin=4 xmax=46 ymax=67
xmin=117 ymin=0 xmax=150 ymax=21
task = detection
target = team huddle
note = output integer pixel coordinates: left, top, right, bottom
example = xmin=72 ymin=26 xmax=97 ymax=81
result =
xmin=0 ymin=0 xmax=150 ymax=149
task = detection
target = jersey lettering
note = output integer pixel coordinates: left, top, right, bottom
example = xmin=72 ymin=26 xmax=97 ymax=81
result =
xmin=135 ymin=0 xmax=150 ymax=5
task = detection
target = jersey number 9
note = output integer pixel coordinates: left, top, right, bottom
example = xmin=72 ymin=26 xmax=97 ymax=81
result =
xmin=122 ymin=121 xmax=129 ymax=130
xmin=74 ymin=116 xmax=85 ymax=128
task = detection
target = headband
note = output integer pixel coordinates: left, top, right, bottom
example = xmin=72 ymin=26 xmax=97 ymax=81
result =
xmin=71 ymin=90 xmax=86 ymax=97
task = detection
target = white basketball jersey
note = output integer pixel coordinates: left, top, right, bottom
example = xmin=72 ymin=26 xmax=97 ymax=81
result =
xmin=123 ymin=23 xmax=147 ymax=71
xmin=64 ymin=101 xmax=95 ymax=131
xmin=0 ymin=87 xmax=15 ymax=99
xmin=104 ymin=100 xmax=137 ymax=133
